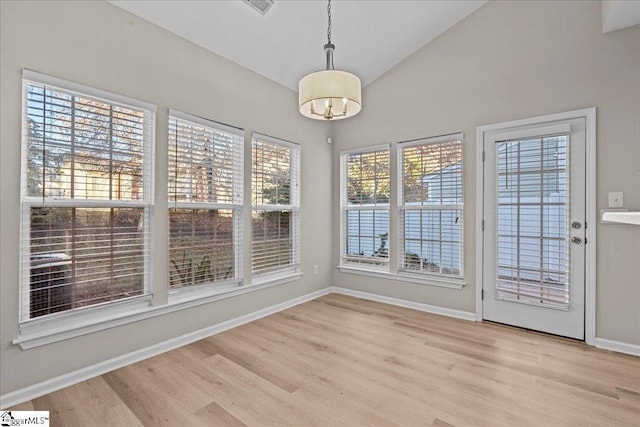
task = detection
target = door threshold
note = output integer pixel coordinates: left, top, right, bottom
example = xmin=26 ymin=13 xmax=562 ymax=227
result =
xmin=482 ymin=319 xmax=585 ymax=343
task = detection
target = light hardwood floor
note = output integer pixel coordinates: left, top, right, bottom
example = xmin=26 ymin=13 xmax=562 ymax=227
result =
xmin=11 ymin=294 xmax=640 ymax=426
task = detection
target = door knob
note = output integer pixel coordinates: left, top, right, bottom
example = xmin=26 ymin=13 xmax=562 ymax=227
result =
xmin=571 ymin=236 xmax=582 ymax=244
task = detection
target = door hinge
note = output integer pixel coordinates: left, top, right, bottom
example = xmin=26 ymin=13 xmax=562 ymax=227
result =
xmin=482 ymin=151 xmax=486 ymax=162
xmin=584 ymin=237 xmax=588 ymax=245
xmin=481 ymin=220 xmax=485 ymax=231
xmin=481 ymin=289 xmax=484 ymax=300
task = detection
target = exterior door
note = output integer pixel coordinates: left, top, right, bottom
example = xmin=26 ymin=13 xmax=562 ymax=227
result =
xmin=482 ymin=118 xmax=586 ymax=340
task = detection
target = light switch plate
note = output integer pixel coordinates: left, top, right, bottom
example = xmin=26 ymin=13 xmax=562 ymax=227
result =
xmin=608 ymin=192 xmax=624 ymax=208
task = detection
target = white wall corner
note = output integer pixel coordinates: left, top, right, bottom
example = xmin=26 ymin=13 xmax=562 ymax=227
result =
xmin=602 ymin=0 xmax=640 ymax=33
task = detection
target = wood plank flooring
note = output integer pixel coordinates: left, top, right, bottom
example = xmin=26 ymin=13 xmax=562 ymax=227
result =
xmin=10 ymin=294 xmax=640 ymax=426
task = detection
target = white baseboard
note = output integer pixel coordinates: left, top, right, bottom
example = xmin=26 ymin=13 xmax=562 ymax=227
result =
xmin=0 ymin=287 xmax=332 ymax=410
xmin=330 ymin=286 xmax=476 ymax=321
xmin=330 ymin=287 xmax=640 ymax=358
xmin=4 ymin=286 xmax=636 ymax=409
xmin=594 ymin=337 xmax=640 ymax=357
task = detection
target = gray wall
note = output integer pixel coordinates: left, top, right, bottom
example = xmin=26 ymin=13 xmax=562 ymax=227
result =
xmin=0 ymin=1 xmax=332 ymax=395
xmin=332 ymin=0 xmax=640 ymax=344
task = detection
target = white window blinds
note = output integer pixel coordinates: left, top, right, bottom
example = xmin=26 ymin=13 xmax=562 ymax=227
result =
xmin=251 ymin=134 xmax=300 ymax=276
xmin=21 ymin=71 xmax=155 ymax=321
xmin=341 ymin=146 xmax=390 ymax=268
xmin=168 ymin=111 xmax=244 ymax=289
xmin=399 ymin=135 xmax=463 ymax=277
xmin=496 ymin=135 xmax=569 ymax=308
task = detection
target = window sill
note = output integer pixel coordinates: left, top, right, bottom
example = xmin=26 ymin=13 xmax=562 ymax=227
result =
xmin=337 ymin=266 xmax=465 ymax=289
xmin=14 ymin=295 xmax=155 ymax=350
xmin=251 ymin=269 xmax=302 ymax=287
xmin=14 ymin=274 xmax=304 ymax=350
xmin=169 ymin=273 xmax=302 ymax=306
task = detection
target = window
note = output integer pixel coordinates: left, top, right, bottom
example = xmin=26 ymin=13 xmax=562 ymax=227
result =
xmin=21 ymin=71 xmax=154 ymax=321
xmin=168 ymin=111 xmax=243 ymax=290
xmin=399 ymin=135 xmax=463 ymax=278
xmin=340 ymin=146 xmax=390 ymax=268
xmin=251 ymin=134 xmax=300 ymax=277
xmin=495 ymin=134 xmax=568 ymax=307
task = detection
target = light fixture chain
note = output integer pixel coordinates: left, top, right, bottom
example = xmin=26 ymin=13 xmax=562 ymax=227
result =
xmin=327 ymin=0 xmax=332 ymax=44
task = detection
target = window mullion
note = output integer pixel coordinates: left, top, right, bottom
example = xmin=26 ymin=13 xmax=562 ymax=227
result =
xmin=388 ymin=144 xmax=398 ymax=273
xmin=70 ymin=93 xmax=76 ymax=200
xmin=109 ymin=104 xmax=114 ymax=201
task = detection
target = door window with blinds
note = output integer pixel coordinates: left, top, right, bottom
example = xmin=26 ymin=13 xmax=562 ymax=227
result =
xmin=340 ymin=146 xmax=390 ymax=268
xmin=399 ymin=135 xmax=463 ymax=278
xmin=496 ymin=134 xmax=569 ymax=308
xmin=20 ymin=72 xmax=154 ymax=321
xmin=168 ymin=111 xmax=243 ymax=289
xmin=251 ymin=134 xmax=300 ymax=277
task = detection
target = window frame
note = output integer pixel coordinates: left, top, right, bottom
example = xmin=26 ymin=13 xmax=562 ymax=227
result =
xmin=19 ymin=70 xmax=156 ymax=327
xmin=338 ymin=137 xmax=466 ymax=289
xmin=250 ymin=133 xmax=301 ymax=282
xmin=339 ymin=144 xmax=391 ymax=271
xmin=397 ymin=134 xmax=465 ymax=283
xmin=167 ymin=109 xmax=244 ymax=294
xmin=13 ymin=71 xmax=310 ymax=350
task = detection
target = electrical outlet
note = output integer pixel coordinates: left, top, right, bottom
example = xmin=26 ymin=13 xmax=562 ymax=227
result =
xmin=608 ymin=192 xmax=624 ymax=208
xmin=313 ymin=265 xmax=319 ymax=275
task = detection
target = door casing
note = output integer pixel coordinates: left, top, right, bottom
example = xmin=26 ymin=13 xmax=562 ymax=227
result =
xmin=475 ymin=108 xmax=596 ymax=345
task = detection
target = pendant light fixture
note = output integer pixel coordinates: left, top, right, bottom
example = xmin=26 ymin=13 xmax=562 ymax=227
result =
xmin=298 ymin=0 xmax=362 ymax=120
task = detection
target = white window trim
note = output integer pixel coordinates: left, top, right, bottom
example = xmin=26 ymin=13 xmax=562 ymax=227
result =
xmin=169 ymin=278 xmax=243 ymax=302
xmin=339 ymin=137 xmax=466 ymax=289
xmin=15 ymin=295 xmax=154 ymax=349
xmin=338 ymin=266 xmax=465 ymax=289
xmin=13 ymin=272 xmax=302 ymax=350
xmin=169 ymin=109 xmax=243 ymax=137
xmin=397 ymin=133 xmax=464 ymax=280
xmin=339 ymin=145 xmax=392 ymax=270
xmin=167 ymin=110 xmax=245 ymax=292
xmin=252 ymin=132 xmax=300 ymax=150
xmin=19 ymin=70 xmax=156 ymax=324
xmin=14 ymin=72 xmax=309 ymax=349
xmin=251 ymin=269 xmax=303 ymax=286
xmin=250 ymin=133 xmax=301 ymax=279
xmin=340 ymin=143 xmax=390 ymax=155
xmin=397 ymin=133 xmax=463 ymax=149
xmin=22 ymin=69 xmax=157 ymax=113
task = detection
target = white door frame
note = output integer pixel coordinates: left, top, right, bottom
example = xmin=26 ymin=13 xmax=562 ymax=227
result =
xmin=475 ymin=108 xmax=596 ymax=345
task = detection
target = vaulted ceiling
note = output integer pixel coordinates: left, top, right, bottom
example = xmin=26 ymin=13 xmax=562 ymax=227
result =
xmin=109 ymin=1 xmax=640 ymax=92
xmin=108 ymin=0 xmax=487 ymax=91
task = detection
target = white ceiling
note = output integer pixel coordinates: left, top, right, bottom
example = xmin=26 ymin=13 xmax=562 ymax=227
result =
xmin=108 ymin=0 xmax=487 ymax=91
xmin=602 ymin=0 xmax=640 ymax=33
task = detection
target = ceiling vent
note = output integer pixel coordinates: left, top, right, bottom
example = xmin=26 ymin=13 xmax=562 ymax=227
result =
xmin=242 ymin=0 xmax=274 ymax=15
